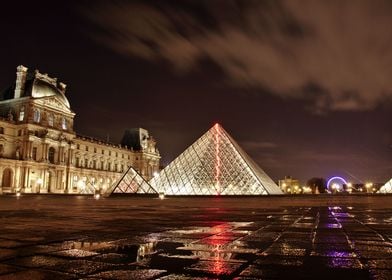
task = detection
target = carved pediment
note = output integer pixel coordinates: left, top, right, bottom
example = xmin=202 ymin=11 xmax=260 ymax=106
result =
xmin=35 ymin=96 xmax=72 ymax=113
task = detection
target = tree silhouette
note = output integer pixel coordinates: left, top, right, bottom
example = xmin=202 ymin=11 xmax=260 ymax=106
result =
xmin=307 ymin=177 xmax=327 ymax=194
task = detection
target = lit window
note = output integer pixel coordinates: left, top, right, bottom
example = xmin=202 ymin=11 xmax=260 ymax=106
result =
xmin=33 ymin=109 xmax=40 ymax=123
xmin=48 ymin=147 xmax=55 ymax=164
xmin=61 ymin=117 xmax=67 ymax=130
xmin=32 ymin=147 xmax=37 ymax=160
xmin=19 ymin=106 xmax=25 ymax=121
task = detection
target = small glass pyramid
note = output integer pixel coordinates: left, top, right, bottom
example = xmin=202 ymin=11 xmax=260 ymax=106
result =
xmin=108 ymin=166 xmax=157 ymax=195
xmin=378 ymin=179 xmax=392 ymax=193
xmin=79 ymin=178 xmax=96 ymax=194
xmin=149 ymin=124 xmax=282 ymax=195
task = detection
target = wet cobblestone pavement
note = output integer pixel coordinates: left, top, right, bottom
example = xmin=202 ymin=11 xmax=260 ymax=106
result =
xmin=0 ymin=195 xmax=391 ymax=279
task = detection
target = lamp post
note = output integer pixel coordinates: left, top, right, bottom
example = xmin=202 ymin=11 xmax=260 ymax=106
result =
xmin=347 ymin=182 xmax=352 ymax=193
xmin=365 ymin=182 xmax=373 ymax=193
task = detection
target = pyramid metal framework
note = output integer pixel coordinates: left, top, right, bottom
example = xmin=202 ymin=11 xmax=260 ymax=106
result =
xmin=149 ymin=124 xmax=282 ymax=195
xmin=106 ymin=166 xmax=157 ymax=196
xmin=378 ymin=179 xmax=392 ymax=194
xmin=79 ymin=178 xmax=97 ymax=194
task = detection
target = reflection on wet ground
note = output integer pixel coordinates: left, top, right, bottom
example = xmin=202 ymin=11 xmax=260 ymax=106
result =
xmin=0 ymin=196 xmax=391 ymax=279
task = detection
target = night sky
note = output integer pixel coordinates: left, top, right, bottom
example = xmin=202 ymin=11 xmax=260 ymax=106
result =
xmin=0 ymin=1 xmax=391 ymax=183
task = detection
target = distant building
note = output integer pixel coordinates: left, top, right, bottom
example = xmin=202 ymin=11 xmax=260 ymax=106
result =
xmin=0 ymin=65 xmax=160 ymax=194
xmin=278 ymin=176 xmax=301 ymax=194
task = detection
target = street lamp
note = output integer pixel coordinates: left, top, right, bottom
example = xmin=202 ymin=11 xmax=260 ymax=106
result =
xmin=347 ymin=182 xmax=352 ymax=193
xmin=365 ymin=182 xmax=373 ymax=193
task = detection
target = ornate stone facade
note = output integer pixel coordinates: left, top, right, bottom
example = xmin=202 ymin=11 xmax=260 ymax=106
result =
xmin=0 ymin=65 xmax=160 ymax=194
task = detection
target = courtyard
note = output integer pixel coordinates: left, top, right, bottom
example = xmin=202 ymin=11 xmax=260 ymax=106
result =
xmin=0 ymin=195 xmax=391 ymax=279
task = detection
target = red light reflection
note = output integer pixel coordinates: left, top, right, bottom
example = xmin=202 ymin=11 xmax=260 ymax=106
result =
xmin=214 ymin=124 xmax=221 ymax=195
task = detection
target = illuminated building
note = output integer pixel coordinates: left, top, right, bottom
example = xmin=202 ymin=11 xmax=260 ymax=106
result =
xmin=278 ymin=176 xmax=301 ymax=194
xmin=0 ymin=65 xmax=160 ymax=194
xmin=147 ymin=124 xmax=282 ymax=195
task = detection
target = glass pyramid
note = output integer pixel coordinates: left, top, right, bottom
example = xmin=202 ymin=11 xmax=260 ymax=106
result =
xmin=79 ymin=178 xmax=96 ymax=194
xmin=106 ymin=166 xmax=157 ymax=196
xmin=378 ymin=179 xmax=392 ymax=193
xmin=149 ymin=124 xmax=282 ymax=195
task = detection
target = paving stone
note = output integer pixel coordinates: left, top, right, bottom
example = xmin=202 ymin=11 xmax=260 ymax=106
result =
xmin=50 ymin=259 xmax=118 ymax=275
xmin=0 ymin=240 xmax=26 ymax=249
xmin=7 ymin=255 xmax=66 ymax=269
xmin=239 ymin=265 xmax=280 ymax=278
xmin=0 ymin=196 xmax=391 ymax=279
xmin=89 ymin=269 xmax=166 ymax=279
xmin=0 ymin=249 xmax=16 ymax=261
xmin=367 ymin=259 xmax=392 ymax=269
xmin=91 ymin=253 xmax=132 ymax=264
xmin=255 ymin=255 xmax=304 ymax=266
xmin=49 ymin=249 xmax=100 ymax=258
xmin=0 ymin=269 xmax=74 ymax=279
xmin=310 ymin=249 xmax=357 ymax=258
xmin=185 ymin=260 xmax=244 ymax=277
xmin=369 ymin=269 xmax=392 ymax=280
xmin=158 ymin=273 xmax=218 ymax=279
xmin=0 ymin=264 xmax=19 ymax=276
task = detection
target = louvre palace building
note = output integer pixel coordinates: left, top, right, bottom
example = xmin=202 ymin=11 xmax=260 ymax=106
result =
xmin=0 ymin=65 xmax=160 ymax=194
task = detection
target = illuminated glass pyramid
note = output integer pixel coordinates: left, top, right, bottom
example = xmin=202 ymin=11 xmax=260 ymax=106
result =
xmin=150 ymin=124 xmax=282 ymax=195
xmin=378 ymin=179 xmax=392 ymax=194
xmin=108 ymin=166 xmax=157 ymax=195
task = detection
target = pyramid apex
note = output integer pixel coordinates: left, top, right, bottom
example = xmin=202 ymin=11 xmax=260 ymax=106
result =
xmin=213 ymin=123 xmax=223 ymax=130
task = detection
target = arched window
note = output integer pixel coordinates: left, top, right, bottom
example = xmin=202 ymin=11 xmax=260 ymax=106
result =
xmin=33 ymin=109 xmax=41 ymax=123
xmin=0 ymin=127 xmax=3 ymax=134
xmin=61 ymin=117 xmax=67 ymax=130
xmin=19 ymin=106 xmax=25 ymax=121
xmin=2 ymin=168 xmax=12 ymax=188
xmin=48 ymin=113 xmax=54 ymax=127
xmin=48 ymin=147 xmax=55 ymax=164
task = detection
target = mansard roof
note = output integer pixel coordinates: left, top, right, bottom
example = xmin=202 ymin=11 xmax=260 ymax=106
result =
xmin=0 ymin=67 xmax=70 ymax=109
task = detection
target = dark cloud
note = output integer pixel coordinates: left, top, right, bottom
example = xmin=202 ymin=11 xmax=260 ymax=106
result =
xmin=84 ymin=0 xmax=392 ymax=112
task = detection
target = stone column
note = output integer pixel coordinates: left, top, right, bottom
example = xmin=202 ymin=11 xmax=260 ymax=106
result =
xmin=58 ymin=146 xmax=63 ymax=163
xmin=22 ymin=141 xmax=27 ymax=160
xmin=23 ymin=167 xmax=29 ymax=190
xmin=42 ymin=143 xmax=48 ymax=161
xmin=28 ymin=141 xmax=33 ymax=159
